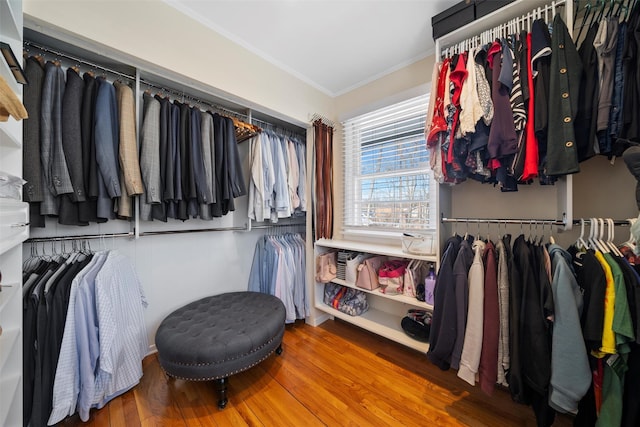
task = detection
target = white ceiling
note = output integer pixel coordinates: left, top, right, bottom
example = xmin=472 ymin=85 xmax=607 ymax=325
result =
xmin=164 ymin=0 xmax=454 ymax=97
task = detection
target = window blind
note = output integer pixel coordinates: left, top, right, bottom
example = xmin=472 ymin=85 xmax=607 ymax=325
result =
xmin=342 ymin=93 xmax=435 ymax=234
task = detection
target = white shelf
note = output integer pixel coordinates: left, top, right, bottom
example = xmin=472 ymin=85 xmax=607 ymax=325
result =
xmin=0 ymin=199 xmax=28 ymax=256
xmin=0 ymin=373 xmax=20 ymax=427
xmin=315 ymin=303 xmax=430 ymax=353
xmin=329 ymin=278 xmax=433 ymax=310
xmin=316 ymin=238 xmax=437 ymax=262
xmin=0 ymin=120 xmax=22 ymax=148
xmin=0 ymin=281 xmax=19 ymax=314
xmin=0 ymin=327 xmax=19 ymax=372
xmin=0 ymin=0 xmax=21 ymax=41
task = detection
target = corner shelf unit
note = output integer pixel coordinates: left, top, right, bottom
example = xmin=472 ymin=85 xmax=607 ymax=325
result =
xmin=313 ymin=238 xmax=435 ymax=353
xmin=0 ymin=1 xmax=26 ymax=426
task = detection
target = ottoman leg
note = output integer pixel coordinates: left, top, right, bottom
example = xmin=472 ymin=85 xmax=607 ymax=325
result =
xmin=216 ymin=377 xmax=228 ymax=409
xmin=276 ymin=344 xmax=283 ymax=355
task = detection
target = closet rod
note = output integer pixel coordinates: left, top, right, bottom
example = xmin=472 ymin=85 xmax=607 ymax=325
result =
xmin=441 ymin=216 xmax=566 ymax=226
xmin=138 ymin=224 xmax=249 ymax=236
xmin=251 ymin=222 xmax=306 ymax=230
xmin=23 ymin=40 xmax=136 ymax=81
xmin=251 ymin=117 xmax=305 ymax=138
xmin=138 ymin=78 xmax=249 ymax=121
xmin=441 ymin=217 xmax=632 ymax=226
xmin=26 ymin=231 xmax=135 ymax=243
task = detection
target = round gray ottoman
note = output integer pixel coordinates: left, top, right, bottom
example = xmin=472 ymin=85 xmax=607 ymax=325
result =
xmin=155 ymin=291 xmax=286 ymax=409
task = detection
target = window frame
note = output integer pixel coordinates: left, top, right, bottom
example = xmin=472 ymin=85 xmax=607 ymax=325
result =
xmin=340 ymin=92 xmax=436 ymax=244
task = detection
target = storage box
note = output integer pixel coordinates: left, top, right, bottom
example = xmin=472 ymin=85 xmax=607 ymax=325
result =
xmin=432 ymin=0 xmax=475 ymax=40
xmin=401 ymin=233 xmax=436 ymax=256
xmin=475 ymin=0 xmax=514 ymax=20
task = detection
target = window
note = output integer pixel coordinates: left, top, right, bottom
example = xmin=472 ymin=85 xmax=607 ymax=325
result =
xmin=342 ymin=93 xmax=435 ymax=237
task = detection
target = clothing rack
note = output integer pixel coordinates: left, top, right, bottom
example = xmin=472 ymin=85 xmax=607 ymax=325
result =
xmin=437 ymin=0 xmax=572 ymax=56
xmin=441 ymin=216 xmax=632 ymax=227
xmin=251 ymin=117 xmax=306 ymax=140
xmin=25 ymin=231 xmax=135 ymax=243
xmin=25 ymin=219 xmax=310 ymax=242
xmin=23 ymin=40 xmax=136 ymax=81
xmin=22 ymin=39 xmax=293 ymax=134
xmin=139 ymin=79 xmax=248 ymax=121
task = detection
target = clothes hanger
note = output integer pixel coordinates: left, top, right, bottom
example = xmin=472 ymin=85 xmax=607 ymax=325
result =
xmin=598 ymin=218 xmax=611 ymax=253
xmin=607 ymin=218 xmax=624 ymax=256
xmin=577 ymin=218 xmax=588 ymax=250
xmin=622 ymin=217 xmax=637 ymax=250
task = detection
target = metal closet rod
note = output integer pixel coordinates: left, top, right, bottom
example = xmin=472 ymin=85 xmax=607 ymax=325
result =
xmin=24 ymin=220 xmax=306 ymax=243
xmin=251 ymin=118 xmax=306 ymax=139
xmin=441 ymin=217 xmax=631 ymax=226
xmin=26 ymin=231 xmax=135 ymax=243
xmin=139 ymin=79 xmax=248 ymax=120
xmin=22 ymin=40 xmax=291 ymax=127
xmin=23 ymin=40 xmax=136 ymax=81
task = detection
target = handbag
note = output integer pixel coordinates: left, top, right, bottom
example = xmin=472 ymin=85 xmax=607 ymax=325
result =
xmin=355 ymin=255 xmax=388 ymax=290
xmin=403 ymin=259 xmax=418 ymax=298
xmin=323 ymin=283 xmax=369 ymax=316
xmin=378 ymin=259 xmax=409 ymax=295
xmin=400 ymin=309 xmax=432 ymax=342
xmin=315 ymin=251 xmax=337 ymax=283
xmin=346 ymin=253 xmax=371 ymax=284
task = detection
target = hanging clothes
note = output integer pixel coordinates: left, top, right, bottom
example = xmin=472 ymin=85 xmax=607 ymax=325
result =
xmin=248 ymin=232 xmax=308 ymax=323
xmin=248 ymin=131 xmax=306 ymax=223
xmin=22 ymin=248 xmax=147 ymax=426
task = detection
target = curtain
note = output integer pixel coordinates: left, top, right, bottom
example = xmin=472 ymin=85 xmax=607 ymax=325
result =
xmin=314 ymin=119 xmax=333 ymax=239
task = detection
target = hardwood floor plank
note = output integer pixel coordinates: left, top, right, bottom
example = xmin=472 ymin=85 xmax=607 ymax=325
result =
xmin=53 ymin=319 xmax=576 ymax=427
xmin=134 ymin=355 xmax=187 ymax=427
xmin=229 ymin=364 xmax=324 ymax=427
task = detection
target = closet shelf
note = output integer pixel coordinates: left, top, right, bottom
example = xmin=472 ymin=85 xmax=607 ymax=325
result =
xmin=0 ymin=120 xmax=21 ymax=148
xmin=316 ymin=238 xmax=437 ymax=262
xmin=0 ymin=281 xmax=19 ymax=313
xmin=315 ymin=303 xmax=430 ymax=353
xmin=0 ymin=373 xmax=20 ymax=427
xmin=329 ymin=278 xmax=433 ymax=310
xmin=0 ymin=327 xmax=19 ymax=373
xmin=0 ymin=1 xmax=21 ymax=42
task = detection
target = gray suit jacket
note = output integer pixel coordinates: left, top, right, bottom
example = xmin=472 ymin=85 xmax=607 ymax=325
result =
xmin=199 ymin=111 xmax=215 ymax=219
xmin=139 ymin=92 xmax=161 ymax=221
xmin=61 ymin=67 xmax=86 ymax=203
xmin=40 ymin=61 xmax=73 ymax=215
xmin=23 ymin=56 xmax=45 ymax=203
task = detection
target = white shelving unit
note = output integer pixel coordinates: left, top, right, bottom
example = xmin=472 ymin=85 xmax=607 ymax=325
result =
xmin=0 ymin=1 xmax=26 ymax=426
xmin=313 ymin=239 xmax=435 ymax=353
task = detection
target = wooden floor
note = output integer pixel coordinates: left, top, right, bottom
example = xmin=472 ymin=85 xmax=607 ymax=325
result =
xmin=57 ymin=319 xmax=573 ymax=427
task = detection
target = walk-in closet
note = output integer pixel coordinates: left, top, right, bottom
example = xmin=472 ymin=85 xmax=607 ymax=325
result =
xmin=1 ymin=0 xmax=639 ymax=425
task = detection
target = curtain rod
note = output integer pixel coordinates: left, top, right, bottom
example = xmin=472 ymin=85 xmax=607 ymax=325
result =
xmin=23 ymin=40 xmax=136 ymax=81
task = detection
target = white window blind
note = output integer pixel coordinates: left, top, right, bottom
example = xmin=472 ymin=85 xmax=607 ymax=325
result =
xmin=342 ymin=93 xmax=435 ymax=235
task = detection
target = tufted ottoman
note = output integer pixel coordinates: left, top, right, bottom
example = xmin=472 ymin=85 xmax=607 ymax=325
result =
xmin=154 ymin=291 xmax=286 ymax=409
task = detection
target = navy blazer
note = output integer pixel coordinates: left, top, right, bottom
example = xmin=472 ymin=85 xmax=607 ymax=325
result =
xmin=94 ymin=77 xmax=121 ymax=219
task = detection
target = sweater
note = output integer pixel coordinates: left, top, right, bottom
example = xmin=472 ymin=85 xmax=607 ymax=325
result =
xmin=458 ymin=240 xmax=486 ymax=385
xmin=547 ymin=244 xmax=591 ymax=413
